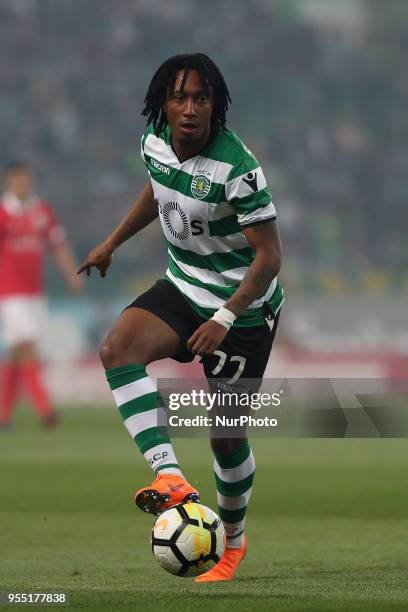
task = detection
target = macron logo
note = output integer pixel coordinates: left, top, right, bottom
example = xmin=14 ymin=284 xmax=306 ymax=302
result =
xmin=242 ymin=172 xmax=258 ymax=192
xmin=151 ymin=158 xmax=170 ymax=175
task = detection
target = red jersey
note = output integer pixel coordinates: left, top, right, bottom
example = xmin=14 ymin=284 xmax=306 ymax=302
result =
xmin=0 ymin=192 xmax=66 ymax=297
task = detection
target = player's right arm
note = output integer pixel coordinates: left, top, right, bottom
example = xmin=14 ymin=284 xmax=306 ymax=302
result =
xmin=77 ymin=182 xmax=157 ymax=277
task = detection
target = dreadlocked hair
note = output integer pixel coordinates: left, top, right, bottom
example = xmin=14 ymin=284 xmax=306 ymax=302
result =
xmin=142 ymin=53 xmax=231 ymax=137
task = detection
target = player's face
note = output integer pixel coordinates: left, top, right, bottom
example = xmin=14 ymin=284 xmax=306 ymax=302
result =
xmin=5 ymin=168 xmax=33 ymax=201
xmin=164 ymin=70 xmax=213 ymax=152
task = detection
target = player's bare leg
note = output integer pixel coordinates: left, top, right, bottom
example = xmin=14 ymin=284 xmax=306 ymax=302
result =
xmin=195 ymin=435 xmax=251 ymax=582
xmin=99 ymin=307 xmax=182 ymax=369
xmin=99 ymin=307 xmax=200 ymax=514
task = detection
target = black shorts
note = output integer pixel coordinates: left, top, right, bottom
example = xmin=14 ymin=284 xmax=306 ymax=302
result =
xmin=127 ymin=279 xmax=280 ymax=388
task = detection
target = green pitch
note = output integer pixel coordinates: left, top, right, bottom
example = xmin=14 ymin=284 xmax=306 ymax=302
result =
xmin=1 ymin=407 xmax=408 ymax=612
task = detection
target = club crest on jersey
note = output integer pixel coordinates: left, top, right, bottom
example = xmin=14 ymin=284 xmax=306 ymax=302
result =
xmin=191 ymin=173 xmax=211 ymax=200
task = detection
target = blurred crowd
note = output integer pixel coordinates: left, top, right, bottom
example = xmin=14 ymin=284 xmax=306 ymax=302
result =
xmin=0 ymin=0 xmax=406 ymax=295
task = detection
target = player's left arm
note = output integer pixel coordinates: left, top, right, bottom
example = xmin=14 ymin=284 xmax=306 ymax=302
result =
xmin=52 ymin=242 xmax=84 ymax=294
xmin=45 ymin=203 xmax=84 ymax=294
xmin=187 ymin=220 xmax=282 ymax=355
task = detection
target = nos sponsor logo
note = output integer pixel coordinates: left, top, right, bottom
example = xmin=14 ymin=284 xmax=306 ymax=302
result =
xmin=160 ymin=201 xmax=204 ymax=239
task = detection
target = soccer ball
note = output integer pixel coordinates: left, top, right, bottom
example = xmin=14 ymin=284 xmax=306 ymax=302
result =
xmin=151 ymin=503 xmax=225 ymax=577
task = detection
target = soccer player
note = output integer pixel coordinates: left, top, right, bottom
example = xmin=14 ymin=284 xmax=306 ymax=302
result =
xmin=0 ymin=162 xmax=83 ymax=428
xmin=78 ymin=54 xmax=283 ymax=582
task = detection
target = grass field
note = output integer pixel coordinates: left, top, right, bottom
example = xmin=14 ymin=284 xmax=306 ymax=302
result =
xmin=1 ymin=406 xmax=408 ymax=611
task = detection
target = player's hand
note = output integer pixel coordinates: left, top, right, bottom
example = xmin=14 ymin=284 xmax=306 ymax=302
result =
xmin=77 ymin=242 xmax=114 ymax=277
xmin=187 ymin=320 xmax=228 ymax=356
xmin=68 ymin=274 xmax=84 ymax=294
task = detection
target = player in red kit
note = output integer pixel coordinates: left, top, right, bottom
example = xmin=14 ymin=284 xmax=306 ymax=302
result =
xmin=0 ymin=162 xmax=83 ymax=429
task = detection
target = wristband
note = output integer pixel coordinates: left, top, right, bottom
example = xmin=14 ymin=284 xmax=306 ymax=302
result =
xmin=211 ymin=307 xmax=237 ymax=330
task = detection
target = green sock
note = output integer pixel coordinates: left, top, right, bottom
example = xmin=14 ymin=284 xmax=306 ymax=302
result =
xmin=106 ymin=364 xmax=182 ymax=476
xmin=213 ymin=439 xmax=254 ymax=548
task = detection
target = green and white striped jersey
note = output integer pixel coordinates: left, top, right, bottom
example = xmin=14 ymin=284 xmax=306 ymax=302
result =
xmin=141 ymin=124 xmax=284 ymax=327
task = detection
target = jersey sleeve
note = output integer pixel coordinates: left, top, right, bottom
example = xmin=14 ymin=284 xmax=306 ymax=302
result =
xmin=140 ymin=134 xmax=146 ymax=165
xmin=140 ymin=129 xmax=150 ymax=171
xmin=224 ymin=157 xmax=277 ymax=227
xmin=43 ymin=203 xmax=66 ymax=248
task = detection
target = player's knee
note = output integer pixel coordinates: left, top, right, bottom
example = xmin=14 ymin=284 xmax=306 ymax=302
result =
xmin=99 ymin=341 xmax=116 ymax=369
xmin=98 ymin=335 xmax=149 ymax=369
xmin=98 ymin=339 xmax=134 ymax=369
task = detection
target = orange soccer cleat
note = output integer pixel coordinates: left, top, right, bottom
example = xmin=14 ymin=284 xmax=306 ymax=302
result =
xmin=134 ymin=473 xmax=200 ymax=515
xmin=194 ymin=535 xmax=247 ymax=583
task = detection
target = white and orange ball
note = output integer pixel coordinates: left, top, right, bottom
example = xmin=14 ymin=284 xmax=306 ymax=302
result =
xmin=151 ymin=503 xmax=225 ymax=577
